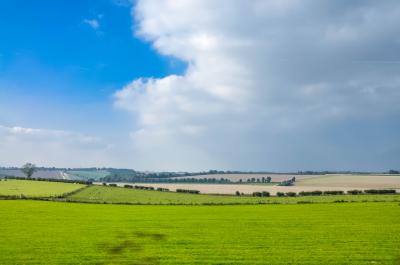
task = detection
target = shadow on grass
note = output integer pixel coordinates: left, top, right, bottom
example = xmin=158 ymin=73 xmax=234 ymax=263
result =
xmin=97 ymin=231 xmax=167 ymax=265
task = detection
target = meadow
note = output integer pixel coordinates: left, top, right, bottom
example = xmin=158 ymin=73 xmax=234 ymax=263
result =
xmin=0 ymin=200 xmax=399 ymax=264
xmin=67 ymin=185 xmax=400 ymax=205
xmin=0 ymin=179 xmax=85 ymax=197
xmin=67 ymin=170 xmax=110 ymax=180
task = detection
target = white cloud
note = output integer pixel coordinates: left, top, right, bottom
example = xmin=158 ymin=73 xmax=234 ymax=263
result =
xmin=114 ymin=0 xmax=400 ymax=171
xmin=83 ymin=19 xmax=100 ymax=30
xmin=0 ymin=125 xmax=115 ymax=167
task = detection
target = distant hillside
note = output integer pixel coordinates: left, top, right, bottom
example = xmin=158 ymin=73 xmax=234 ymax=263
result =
xmin=0 ymin=169 xmax=76 ymax=180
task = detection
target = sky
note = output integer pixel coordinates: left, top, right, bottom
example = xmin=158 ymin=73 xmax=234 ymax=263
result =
xmin=0 ymin=0 xmax=399 ymax=171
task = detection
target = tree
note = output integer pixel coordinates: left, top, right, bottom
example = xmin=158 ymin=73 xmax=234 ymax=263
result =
xmin=21 ymin=163 xmax=37 ymax=179
xmin=266 ymin=176 xmax=272 ymax=183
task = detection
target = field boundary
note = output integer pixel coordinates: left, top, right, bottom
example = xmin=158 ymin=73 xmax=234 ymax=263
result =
xmin=2 ymin=179 xmax=400 ymax=206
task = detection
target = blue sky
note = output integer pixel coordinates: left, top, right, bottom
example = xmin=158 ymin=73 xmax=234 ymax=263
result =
xmin=0 ymin=0 xmax=183 ymax=134
xmin=1 ymin=1 xmax=399 ymax=171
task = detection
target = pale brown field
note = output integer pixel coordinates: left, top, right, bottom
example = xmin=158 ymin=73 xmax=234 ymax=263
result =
xmin=105 ymin=174 xmax=400 ymax=195
xmin=174 ymin=174 xmax=321 ymax=182
xmin=107 ymin=182 xmax=391 ymax=195
xmin=297 ymin=174 xmax=400 ymax=189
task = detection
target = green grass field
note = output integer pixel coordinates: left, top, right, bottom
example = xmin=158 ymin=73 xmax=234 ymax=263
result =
xmin=0 ymin=179 xmax=86 ymax=197
xmin=67 ymin=170 xmax=110 ymax=180
xmin=0 ymin=200 xmax=399 ymax=264
xmin=67 ymin=185 xmax=400 ymax=205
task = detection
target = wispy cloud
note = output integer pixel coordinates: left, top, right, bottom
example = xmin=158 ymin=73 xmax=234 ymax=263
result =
xmin=83 ymin=18 xmax=100 ymax=30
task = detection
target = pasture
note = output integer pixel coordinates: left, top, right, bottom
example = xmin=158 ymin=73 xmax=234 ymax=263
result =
xmin=0 ymin=179 xmax=85 ymax=197
xmin=0 ymin=200 xmax=399 ymax=264
xmin=68 ymin=185 xmax=400 ymax=205
xmin=67 ymin=170 xmax=110 ymax=180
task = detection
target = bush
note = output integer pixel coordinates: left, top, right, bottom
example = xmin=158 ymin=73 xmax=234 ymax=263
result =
xmin=176 ymin=189 xmax=200 ymax=194
xmin=299 ymin=190 xmax=322 ymax=196
xmin=157 ymin=187 xmax=169 ymax=192
xmin=123 ymin=184 xmax=133 ymax=188
xmin=102 ymin=182 xmax=107 ymax=186
xmin=285 ymin=192 xmax=296 ymax=197
xmin=276 ymin=192 xmax=285 ymax=197
xmin=347 ymin=189 xmax=363 ymax=195
xmin=364 ymin=189 xmax=396 ymax=194
xmin=262 ymin=191 xmax=270 ymax=197
xmin=323 ymin=190 xmax=344 ymax=195
xmin=235 ymin=191 xmax=241 ymax=196
xmin=108 ymin=183 xmax=117 ymax=187
xmin=252 ymin=192 xmax=262 ymax=197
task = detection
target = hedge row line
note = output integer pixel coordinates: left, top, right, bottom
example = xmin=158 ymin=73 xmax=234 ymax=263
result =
xmin=2 ymin=176 xmax=92 ymax=185
xmin=104 ymin=183 xmax=171 ymax=192
xmin=274 ymin=189 xmax=397 ymax=197
xmin=176 ymin=189 xmax=200 ymax=194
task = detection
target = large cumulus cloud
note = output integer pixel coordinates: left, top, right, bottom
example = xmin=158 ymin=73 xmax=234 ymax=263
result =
xmin=115 ymin=0 xmax=400 ymax=171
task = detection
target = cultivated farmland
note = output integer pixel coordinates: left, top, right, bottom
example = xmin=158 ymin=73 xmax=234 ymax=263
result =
xmin=297 ymin=174 xmax=400 ymax=189
xmin=103 ymin=182 xmax=400 ymax=195
xmin=109 ymin=174 xmax=400 ymax=195
xmin=174 ymin=173 xmax=321 ymax=182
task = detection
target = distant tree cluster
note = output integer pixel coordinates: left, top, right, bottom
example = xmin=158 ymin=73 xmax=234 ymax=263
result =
xmin=100 ymin=175 xmax=275 ymax=184
xmin=244 ymin=176 xmax=272 ymax=183
xmin=21 ymin=163 xmax=37 ymax=178
xmin=277 ymin=177 xmax=296 ymax=186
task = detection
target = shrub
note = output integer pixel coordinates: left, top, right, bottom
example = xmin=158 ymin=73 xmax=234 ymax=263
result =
xmin=123 ymin=184 xmax=133 ymax=188
xmin=102 ymin=182 xmax=107 ymax=186
xmin=252 ymin=192 xmax=262 ymax=197
xmin=157 ymin=187 xmax=169 ymax=192
xmin=108 ymin=183 xmax=117 ymax=187
xmin=176 ymin=189 xmax=200 ymax=194
xmin=323 ymin=190 xmax=344 ymax=195
xmin=276 ymin=192 xmax=285 ymax=197
xmin=364 ymin=189 xmax=396 ymax=194
xmin=347 ymin=189 xmax=363 ymax=195
xmin=285 ymin=192 xmax=296 ymax=197
xmin=261 ymin=191 xmax=270 ymax=197
xmin=299 ymin=190 xmax=322 ymax=196
xmin=235 ymin=191 xmax=241 ymax=196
